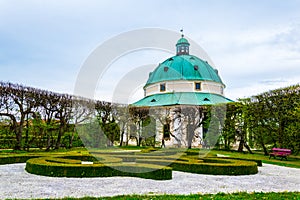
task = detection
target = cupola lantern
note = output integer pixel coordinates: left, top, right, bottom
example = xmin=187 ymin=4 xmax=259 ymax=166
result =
xmin=176 ymin=31 xmax=190 ymax=55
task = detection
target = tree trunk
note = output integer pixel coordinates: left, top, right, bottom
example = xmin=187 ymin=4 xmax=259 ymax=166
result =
xmin=69 ymin=127 xmax=75 ymax=149
xmin=46 ymin=135 xmax=51 ymax=151
xmin=237 ymin=134 xmax=244 ymax=152
xmin=137 ymin=121 xmax=141 ymax=146
xmin=55 ymin=124 xmax=64 ymax=149
xmin=14 ymin=121 xmax=24 ymax=150
xmin=120 ymin=130 xmax=124 ymax=147
xmin=244 ymin=142 xmax=253 ymax=154
xmin=187 ymin=124 xmax=195 ymax=149
xmin=69 ymin=133 xmax=74 ymax=149
xmin=261 ymin=142 xmax=269 ymax=156
xmin=257 ymin=133 xmax=269 ymax=155
xmin=225 ymin=139 xmax=231 ymax=150
xmin=24 ymin=114 xmax=29 ymax=151
xmin=278 ymin=121 xmax=284 ymax=148
xmin=14 ymin=131 xmax=22 ymax=150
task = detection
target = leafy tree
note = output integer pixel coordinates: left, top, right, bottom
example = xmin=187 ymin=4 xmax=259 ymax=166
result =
xmin=129 ymin=106 xmax=149 ymax=146
xmin=141 ymin=116 xmax=156 ymax=146
xmin=76 ymin=118 xmax=106 ymax=148
xmin=222 ymin=102 xmax=239 ymax=150
xmin=95 ymin=101 xmax=121 ymax=146
xmin=241 ymin=84 xmax=300 ymax=155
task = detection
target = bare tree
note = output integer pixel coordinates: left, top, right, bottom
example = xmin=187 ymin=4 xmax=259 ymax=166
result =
xmin=0 ymin=82 xmax=38 ymax=150
xmin=70 ymin=97 xmax=95 ymax=148
xmin=129 ymin=106 xmax=149 ymax=146
xmin=54 ymin=94 xmax=73 ymax=149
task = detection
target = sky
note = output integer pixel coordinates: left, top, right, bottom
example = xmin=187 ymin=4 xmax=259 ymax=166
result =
xmin=1 ymin=0 xmax=300 ymax=103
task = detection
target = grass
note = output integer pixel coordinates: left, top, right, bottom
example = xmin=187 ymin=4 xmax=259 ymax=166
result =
xmin=206 ymin=149 xmax=300 ymax=168
xmin=36 ymin=192 xmax=300 ymax=200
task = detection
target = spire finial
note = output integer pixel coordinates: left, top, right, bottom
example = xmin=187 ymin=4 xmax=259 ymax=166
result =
xmin=176 ymin=29 xmax=190 ymax=55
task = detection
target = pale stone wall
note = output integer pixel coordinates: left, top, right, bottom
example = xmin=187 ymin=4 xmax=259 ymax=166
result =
xmin=155 ymin=107 xmax=203 ymax=148
xmin=202 ymin=82 xmax=224 ymax=95
xmin=155 ymin=118 xmax=164 ymax=147
xmin=145 ymin=84 xmax=157 ymax=95
xmin=167 ymin=82 xmax=193 ymax=93
xmin=124 ymin=107 xmax=204 ymax=148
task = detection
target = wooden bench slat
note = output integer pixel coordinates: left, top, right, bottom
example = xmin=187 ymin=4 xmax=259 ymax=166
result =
xmin=269 ymin=148 xmax=291 ymax=161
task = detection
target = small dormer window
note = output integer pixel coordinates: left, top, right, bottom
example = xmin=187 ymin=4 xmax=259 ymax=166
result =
xmin=160 ymin=83 xmax=166 ymax=92
xmin=195 ymin=82 xmax=201 ymax=90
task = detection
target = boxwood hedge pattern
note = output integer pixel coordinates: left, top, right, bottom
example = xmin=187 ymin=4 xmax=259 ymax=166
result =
xmin=0 ymin=149 xmax=259 ymax=179
xmin=25 ymin=156 xmax=172 ymax=180
xmin=0 ymin=155 xmax=40 ymax=164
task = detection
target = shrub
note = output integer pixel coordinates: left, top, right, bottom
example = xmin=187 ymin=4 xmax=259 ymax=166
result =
xmin=0 ymin=155 xmax=39 ymax=165
xmin=136 ymin=157 xmax=258 ymax=175
xmin=25 ymin=156 xmax=172 ymax=180
xmin=2 ymin=149 xmax=259 ymax=178
xmin=218 ymin=157 xmax=262 ymax=166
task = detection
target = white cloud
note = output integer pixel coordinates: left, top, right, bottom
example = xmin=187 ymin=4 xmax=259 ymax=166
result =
xmin=198 ymin=23 xmax=300 ymax=100
xmin=226 ymin=75 xmax=300 ymax=101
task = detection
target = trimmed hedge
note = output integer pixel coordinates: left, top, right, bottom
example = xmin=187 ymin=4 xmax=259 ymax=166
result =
xmin=0 ymin=155 xmax=40 ymax=165
xmin=171 ymin=159 xmax=258 ymax=175
xmin=217 ymin=157 xmax=262 ymax=167
xmin=136 ymin=157 xmax=258 ymax=175
xmin=25 ymin=156 xmax=172 ymax=180
xmin=2 ymin=149 xmax=260 ymax=179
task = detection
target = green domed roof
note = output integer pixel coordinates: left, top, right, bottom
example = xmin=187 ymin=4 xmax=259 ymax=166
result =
xmin=176 ymin=37 xmax=190 ymax=46
xmin=145 ymin=55 xmax=224 ymax=87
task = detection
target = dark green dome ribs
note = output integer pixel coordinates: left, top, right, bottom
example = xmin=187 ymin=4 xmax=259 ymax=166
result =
xmin=145 ymin=55 xmax=224 ymax=87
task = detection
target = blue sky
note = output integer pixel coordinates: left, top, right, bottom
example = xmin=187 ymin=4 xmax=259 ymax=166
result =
xmin=1 ymin=0 xmax=300 ymax=102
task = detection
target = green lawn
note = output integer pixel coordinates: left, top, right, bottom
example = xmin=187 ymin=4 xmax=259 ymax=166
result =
xmin=206 ymin=149 xmax=300 ymax=168
xmin=50 ymin=192 xmax=300 ymax=200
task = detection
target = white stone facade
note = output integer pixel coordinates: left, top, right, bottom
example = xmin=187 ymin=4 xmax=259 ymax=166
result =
xmin=155 ymin=107 xmax=204 ymax=148
xmin=121 ymin=107 xmax=204 ymax=148
xmin=145 ymin=80 xmax=225 ymax=96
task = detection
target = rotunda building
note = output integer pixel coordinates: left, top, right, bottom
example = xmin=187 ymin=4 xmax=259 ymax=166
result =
xmin=132 ymin=35 xmax=232 ymax=148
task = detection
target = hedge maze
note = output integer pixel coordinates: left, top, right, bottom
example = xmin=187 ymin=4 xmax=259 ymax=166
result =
xmin=1 ymin=149 xmax=259 ymax=180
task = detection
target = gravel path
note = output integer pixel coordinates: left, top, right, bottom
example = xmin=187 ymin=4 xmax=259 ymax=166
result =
xmin=0 ymin=163 xmax=299 ymax=199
